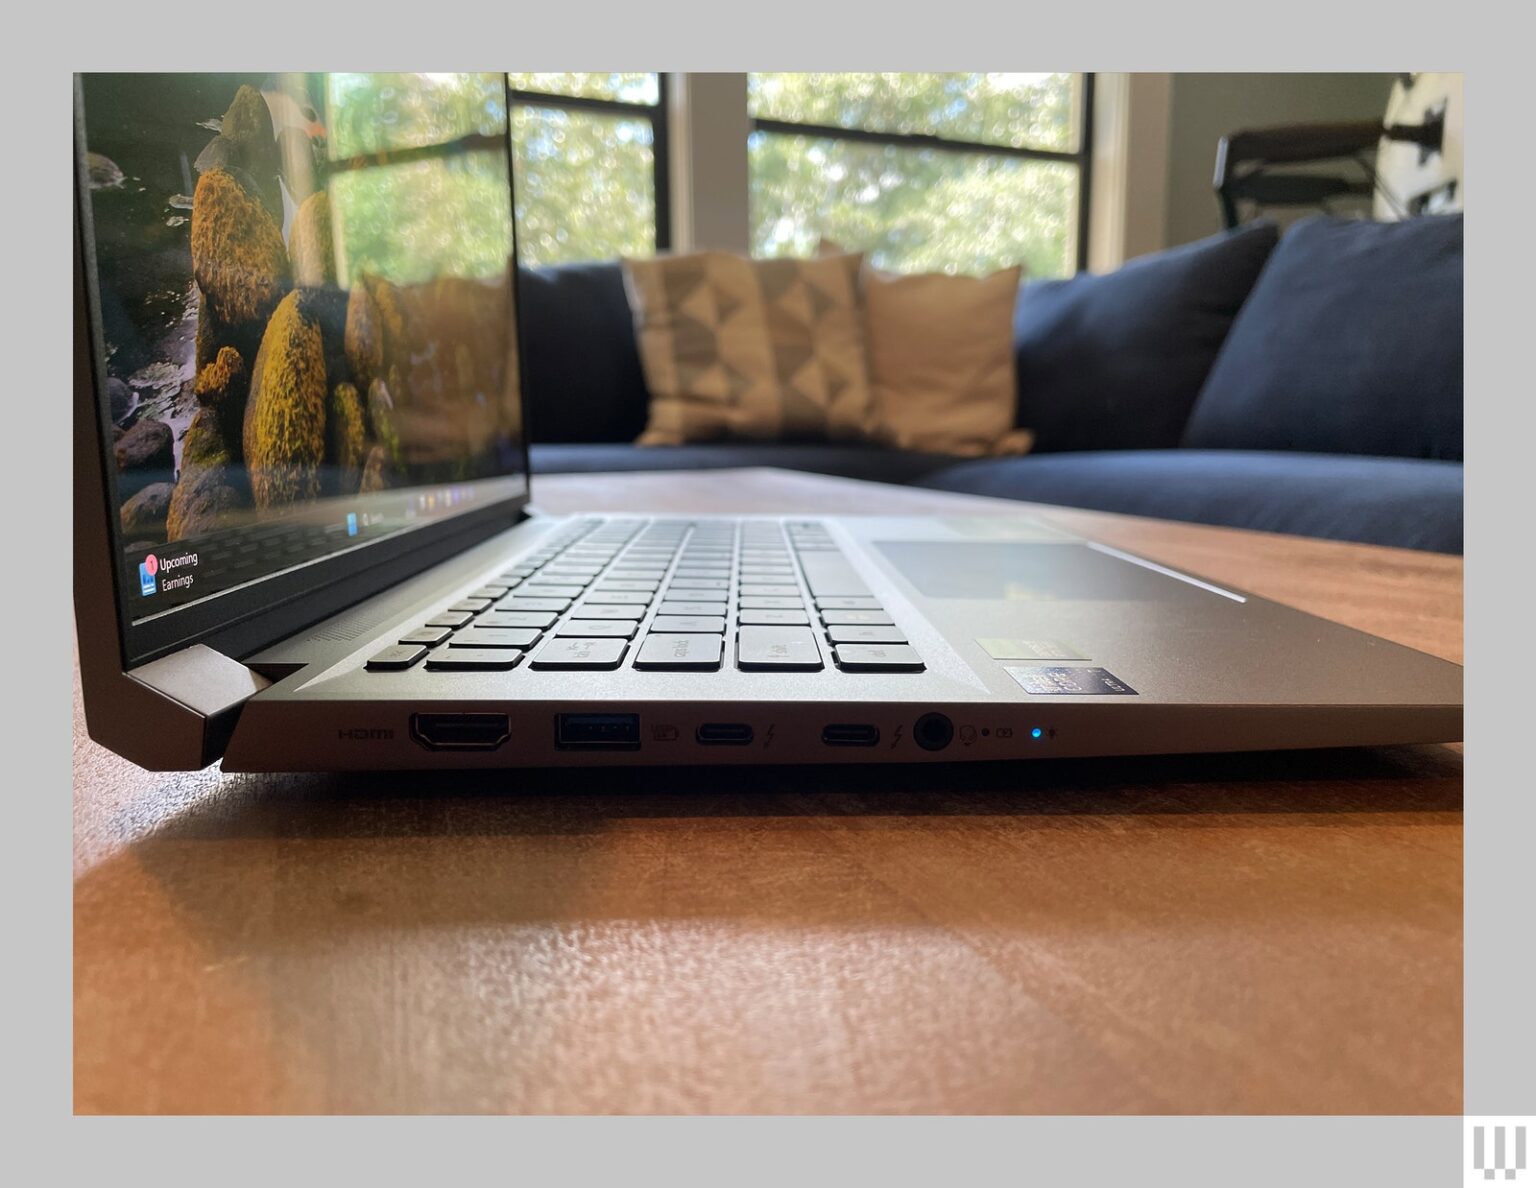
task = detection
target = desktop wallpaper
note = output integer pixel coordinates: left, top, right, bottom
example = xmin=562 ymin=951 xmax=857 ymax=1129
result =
xmin=80 ymin=73 xmax=525 ymax=555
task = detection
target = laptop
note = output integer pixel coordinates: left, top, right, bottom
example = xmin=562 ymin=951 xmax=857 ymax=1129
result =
xmin=72 ymin=72 xmax=1462 ymax=772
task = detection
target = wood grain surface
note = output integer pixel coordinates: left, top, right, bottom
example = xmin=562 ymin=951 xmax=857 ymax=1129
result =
xmin=74 ymin=469 xmax=1463 ymax=1114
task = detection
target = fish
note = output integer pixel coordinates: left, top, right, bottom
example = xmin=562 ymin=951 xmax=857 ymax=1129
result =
xmin=86 ymin=151 xmax=124 ymax=191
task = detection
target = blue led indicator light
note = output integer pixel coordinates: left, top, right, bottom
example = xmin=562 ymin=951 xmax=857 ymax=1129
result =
xmin=1031 ymin=727 xmax=1043 ymax=739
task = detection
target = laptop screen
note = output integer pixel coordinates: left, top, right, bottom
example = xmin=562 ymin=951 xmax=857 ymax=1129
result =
xmin=77 ymin=73 xmax=528 ymax=629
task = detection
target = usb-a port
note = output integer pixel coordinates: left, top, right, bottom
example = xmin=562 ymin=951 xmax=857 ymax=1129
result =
xmin=555 ymin=713 xmax=641 ymax=750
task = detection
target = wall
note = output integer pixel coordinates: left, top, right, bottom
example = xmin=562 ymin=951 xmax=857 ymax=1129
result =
xmin=1163 ymin=73 xmax=1397 ymax=248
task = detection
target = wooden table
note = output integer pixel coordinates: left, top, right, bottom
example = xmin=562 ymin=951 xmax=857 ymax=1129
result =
xmin=74 ymin=469 xmax=1463 ymax=1114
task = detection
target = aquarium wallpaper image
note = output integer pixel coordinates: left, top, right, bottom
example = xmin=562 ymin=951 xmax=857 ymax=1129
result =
xmin=81 ymin=73 xmax=525 ymax=555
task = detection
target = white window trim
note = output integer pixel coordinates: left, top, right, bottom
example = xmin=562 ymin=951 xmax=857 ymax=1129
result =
xmin=666 ymin=71 xmax=1168 ymax=272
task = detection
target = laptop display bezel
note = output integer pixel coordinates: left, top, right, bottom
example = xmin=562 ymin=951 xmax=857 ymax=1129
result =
xmin=73 ymin=74 xmax=535 ymax=670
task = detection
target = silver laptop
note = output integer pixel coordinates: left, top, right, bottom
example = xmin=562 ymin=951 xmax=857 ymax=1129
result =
xmin=73 ymin=72 xmax=1462 ymax=772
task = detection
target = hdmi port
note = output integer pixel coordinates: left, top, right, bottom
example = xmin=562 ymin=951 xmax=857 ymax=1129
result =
xmin=411 ymin=712 xmax=510 ymax=751
xmin=696 ymin=723 xmax=754 ymax=745
xmin=822 ymin=724 xmax=880 ymax=747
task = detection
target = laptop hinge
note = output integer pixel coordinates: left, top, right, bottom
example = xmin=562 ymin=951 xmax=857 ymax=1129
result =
xmin=83 ymin=644 xmax=270 ymax=771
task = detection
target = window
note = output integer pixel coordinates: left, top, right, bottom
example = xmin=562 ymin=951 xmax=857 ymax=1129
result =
xmin=747 ymin=73 xmax=1092 ymax=278
xmin=507 ymin=73 xmax=670 ymax=266
xmin=325 ymin=72 xmax=515 ymax=286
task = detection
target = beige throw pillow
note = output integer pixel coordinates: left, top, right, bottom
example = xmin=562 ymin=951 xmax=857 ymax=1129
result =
xmin=622 ymin=251 xmax=872 ymax=445
xmin=860 ymin=266 xmax=1032 ymax=457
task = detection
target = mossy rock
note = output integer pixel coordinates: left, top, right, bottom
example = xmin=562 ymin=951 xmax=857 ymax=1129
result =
xmin=194 ymin=346 xmax=247 ymax=408
xmin=328 ymin=382 xmax=367 ymax=493
xmin=243 ymin=292 xmax=327 ymax=509
xmin=190 ymin=168 xmax=289 ymax=331
xmin=289 ymin=192 xmax=334 ymax=287
xmin=296 ymin=286 xmax=350 ymax=391
xmin=166 ymin=463 xmax=247 ymax=542
xmin=193 ymin=85 xmax=280 ymax=214
xmin=366 ymin=378 xmax=400 ymax=462
xmin=181 ymin=408 xmax=231 ymax=473
xmin=359 ymin=444 xmax=393 ymax=494
xmin=120 ymin=482 xmax=175 ymax=537
xmin=344 ymin=274 xmax=406 ymax=395
xmin=222 ymin=85 xmax=274 ymax=145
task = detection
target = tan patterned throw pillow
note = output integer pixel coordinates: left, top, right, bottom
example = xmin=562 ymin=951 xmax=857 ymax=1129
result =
xmin=860 ymin=265 xmax=1033 ymax=457
xmin=622 ymin=251 xmax=872 ymax=445
xmin=817 ymin=239 xmax=1032 ymax=457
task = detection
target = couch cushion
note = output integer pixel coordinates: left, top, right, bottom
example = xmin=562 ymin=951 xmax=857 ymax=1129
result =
xmin=1183 ymin=214 xmax=1463 ymax=460
xmin=622 ymin=251 xmax=873 ymax=445
xmin=530 ymin=442 xmax=957 ymax=486
xmin=517 ymin=263 xmax=649 ymax=444
xmin=919 ymin=450 xmax=1463 ymax=553
xmin=861 ymin=263 xmax=1030 ymax=456
xmin=1012 ymin=222 xmax=1279 ymax=453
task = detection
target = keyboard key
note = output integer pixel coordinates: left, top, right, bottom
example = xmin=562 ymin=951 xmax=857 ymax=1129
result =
xmin=661 ymin=587 xmax=726 ymax=601
xmin=833 ymin=643 xmax=925 ymax=672
xmin=740 ymin=565 xmax=794 ymax=577
xmin=529 ymin=637 xmax=629 ymax=670
xmin=826 ymin=625 xmax=907 ymax=644
xmin=448 ymin=598 xmax=493 ymax=613
xmin=657 ymin=600 xmax=729 ymax=617
xmin=815 ymin=596 xmax=883 ymax=610
xmin=634 ymin=633 xmax=724 ymax=670
xmin=608 ymin=569 xmax=667 ymax=580
xmin=739 ymin=596 xmax=805 ymax=610
xmin=740 ymin=584 xmax=801 ymax=598
xmin=739 ymin=609 xmax=809 ymax=626
xmin=668 ymin=577 xmax=730 ymax=589
xmin=399 ymin=627 xmax=453 ymax=646
xmin=737 ymin=626 xmax=824 ymax=671
xmin=583 ymin=589 xmax=652 ymax=604
xmin=502 ymin=596 xmax=571 ymax=612
xmin=593 ymin=579 xmax=658 ymax=592
xmin=426 ymin=611 xmax=474 ymax=629
xmin=555 ymin=619 xmax=638 ymax=638
xmin=820 ymin=609 xmax=894 ymax=626
xmin=571 ymin=603 xmax=648 ymax=620
xmin=479 ymin=610 xmax=558 ymax=630
xmin=366 ymin=644 xmax=426 ymax=670
xmin=512 ymin=584 xmax=584 ymax=599
xmin=470 ymin=585 xmax=510 ymax=599
xmin=426 ymin=648 xmax=522 ymax=671
xmin=450 ymin=627 xmax=542 ymax=649
xmin=799 ymin=552 xmax=871 ymax=597
xmin=650 ymin=614 xmax=726 ymax=633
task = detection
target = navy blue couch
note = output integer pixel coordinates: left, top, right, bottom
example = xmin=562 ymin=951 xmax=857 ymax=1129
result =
xmin=518 ymin=216 xmax=1464 ymax=554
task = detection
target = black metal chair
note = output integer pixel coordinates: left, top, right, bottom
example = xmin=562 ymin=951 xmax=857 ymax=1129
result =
xmin=1213 ymin=121 xmax=1384 ymax=229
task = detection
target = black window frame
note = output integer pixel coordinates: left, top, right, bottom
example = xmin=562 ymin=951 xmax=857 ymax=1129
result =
xmin=747 ymin=73 xmax=1095 ymax=273
xmin=507 ymin=75 xmax=672 ymax=257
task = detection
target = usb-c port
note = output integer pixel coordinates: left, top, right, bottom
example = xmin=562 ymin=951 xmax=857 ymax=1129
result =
xmin=822 ymin=724 xmax=880 ymax=747
xmin=696 ymin=723 xmax=754 ymax=745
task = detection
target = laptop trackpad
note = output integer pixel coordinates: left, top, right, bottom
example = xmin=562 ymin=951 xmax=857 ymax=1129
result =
xmin=874 ymin=541 xmax=1193 ymax=602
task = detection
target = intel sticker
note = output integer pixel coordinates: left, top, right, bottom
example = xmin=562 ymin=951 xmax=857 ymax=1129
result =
xmin=1006 ymin=666 xmax=1137 ymax=695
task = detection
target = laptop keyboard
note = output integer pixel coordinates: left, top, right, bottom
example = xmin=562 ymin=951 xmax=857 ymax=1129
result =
xmin=364 ymin=518 xmax=925 ymax=675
